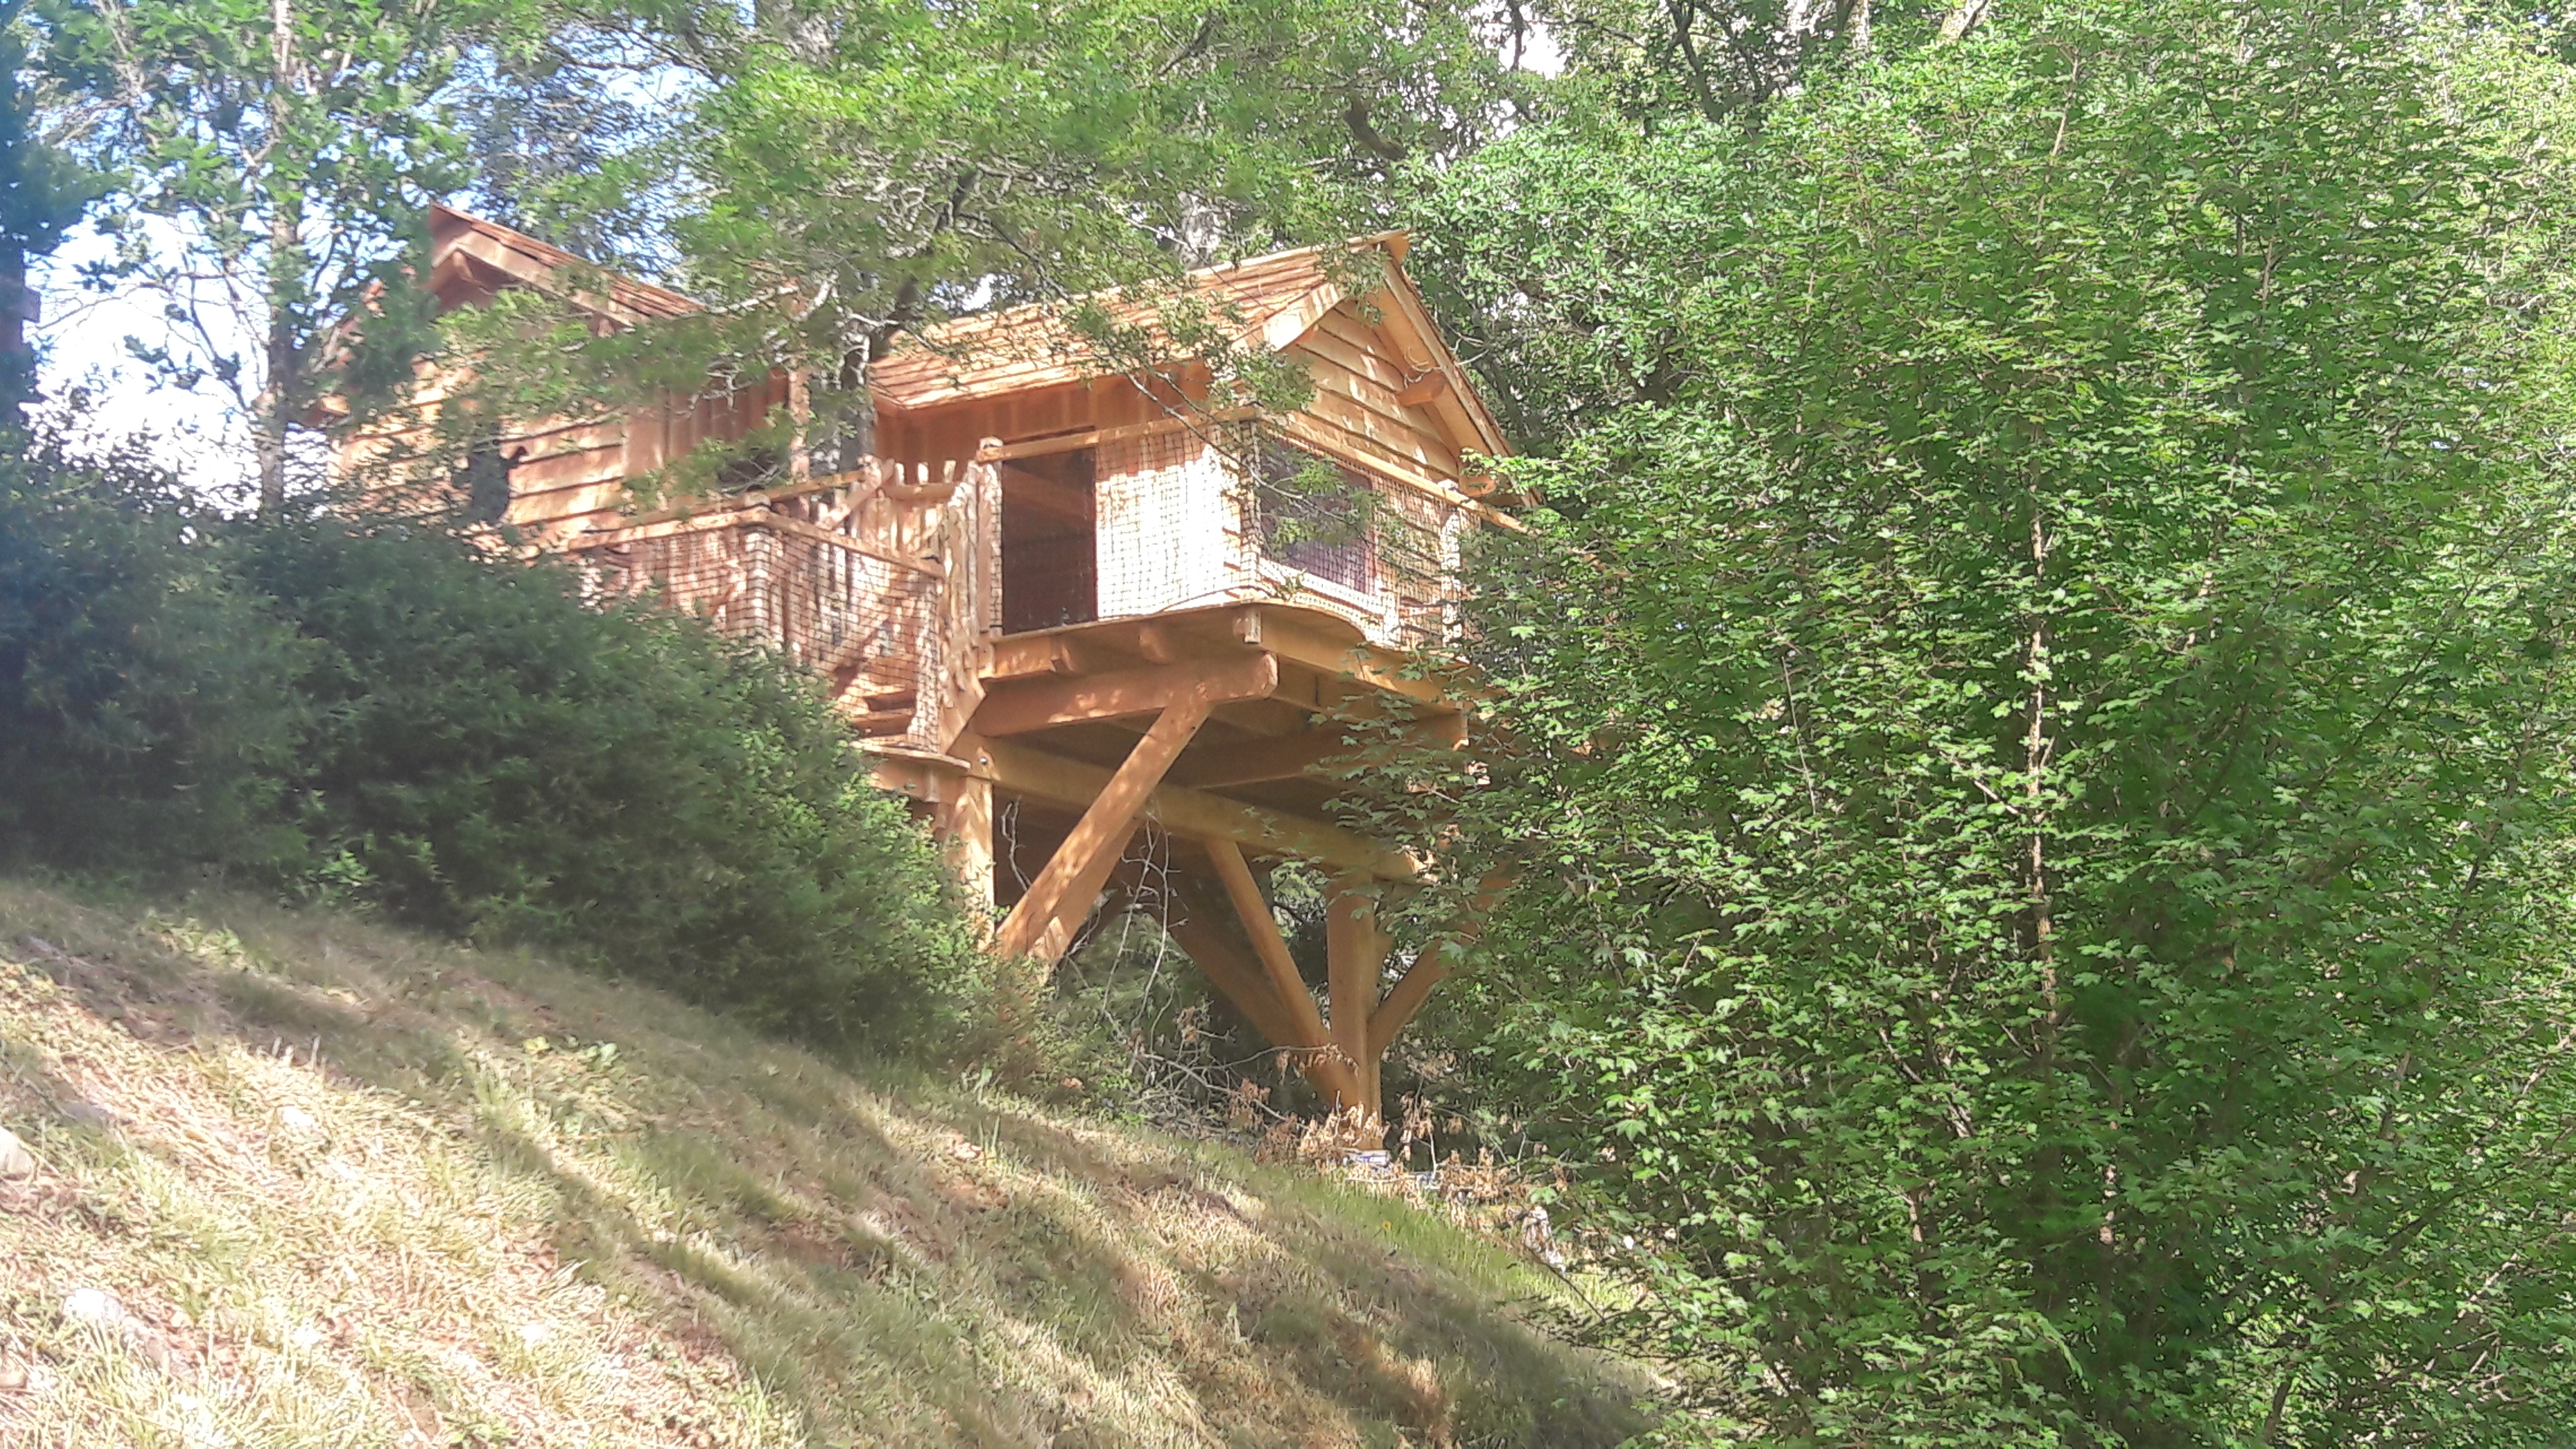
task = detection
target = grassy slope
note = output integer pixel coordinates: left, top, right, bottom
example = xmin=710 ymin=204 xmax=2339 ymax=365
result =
xmin=0 ymin=881 xmax=1648 ymax=1448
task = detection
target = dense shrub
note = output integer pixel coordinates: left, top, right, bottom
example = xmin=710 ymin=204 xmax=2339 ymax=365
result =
xmin=2 ymin=431 xmax=983 ymax=1054
xmin=230 ymin=516 xmax=985 ymax=1050
xmin=0 ymin=437 xmax=306 ymax=874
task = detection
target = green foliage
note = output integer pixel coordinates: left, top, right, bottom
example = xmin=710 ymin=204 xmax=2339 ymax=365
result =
xmin=1 ymin=427 xmax=982 ymax=1055
xmin=37 ymin=0 xmax=521 ymax=508
xmin=229 ymin=515 xmax=985 ymax=1051
xmin=417 ymin=0 xmax=1528 ymax=499
xmin=1 ymin=0 xmax=104 ymax=416
xmin=1398 ymin=1 xmax=2576 ymax=1442
xmin=0 ymin=436 xmax=308 ymax=874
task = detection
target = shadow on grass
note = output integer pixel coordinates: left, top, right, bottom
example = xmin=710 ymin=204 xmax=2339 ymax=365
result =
xmin=0 ymin=881 xmax=1655 ymax=1448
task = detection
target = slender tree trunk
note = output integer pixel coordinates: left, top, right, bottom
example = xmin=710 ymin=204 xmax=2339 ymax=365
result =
xmin=0 ymin=12 xmax=39 ymax=422
xmin=255 ymin=0 xmax=299 ymax=515
xmin=256 ymin=218 xmax=297 ymax=486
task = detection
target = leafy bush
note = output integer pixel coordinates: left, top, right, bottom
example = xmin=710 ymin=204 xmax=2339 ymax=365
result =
xmin=2 ymin=429 xmax=982 ymax=1055
xmin=0 ymin=436 xmax=306 ymax=874
xmin=229 ymin=516 xmax=984 ymax=1051
xmin=1403 ymin=1 xmax=2576 ymax=1442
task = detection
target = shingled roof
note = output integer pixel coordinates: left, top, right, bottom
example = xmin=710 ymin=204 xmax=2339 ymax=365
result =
xmin=871 ymin=234 xmax=1405 ymax=408
xmin=420 ymin=205 xmax=1508 ymax=458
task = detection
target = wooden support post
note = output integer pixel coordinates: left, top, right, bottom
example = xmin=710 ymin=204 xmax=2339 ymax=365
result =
xmin=932 ymin=772 xmax=994 ymax=910
xmin=992 ymin=693 xmax=1212 ymax=965
xmin=1163 ymin=876 xmax=1365 ymax=1108
xmin=1325 ymin=873 xmax=1392 ymax=1125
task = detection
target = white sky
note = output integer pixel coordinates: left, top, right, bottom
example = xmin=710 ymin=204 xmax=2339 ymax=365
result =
xmin=33 ymin=223 xmax=256 ymax=496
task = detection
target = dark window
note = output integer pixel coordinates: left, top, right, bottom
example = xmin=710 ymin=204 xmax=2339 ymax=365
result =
xmin=1256 ymin=441 xmax=1377 ymax=593
xmin=1001 ymin=448 xmax=1098 ymax=633
xmin=457 ymin=432 xmax=514 ymax=524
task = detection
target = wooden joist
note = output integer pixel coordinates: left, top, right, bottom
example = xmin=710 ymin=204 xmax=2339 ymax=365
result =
xmin=975 ymin=736 xmax=1424 ymax=882
xmin=972 ymin=653 xmax=1280 ymax=737
xmin=1232 ymin=608 xmax=1457 ymax=708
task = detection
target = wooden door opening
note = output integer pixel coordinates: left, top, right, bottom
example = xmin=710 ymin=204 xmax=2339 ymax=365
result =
xmin=1000 ymin=449 xmax=1097 ymax=634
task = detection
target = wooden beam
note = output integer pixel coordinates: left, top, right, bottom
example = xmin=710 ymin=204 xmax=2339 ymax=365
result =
xmin=1396 ymin=373 xmax=1450 ymax=407
xmin=973 ymin=653 xmax=1280 ymax=736
xmin=1367 ymin=954 xmax=1446 ymax=1063
xmin=975 ymin=736 xmax=1424 ymax=881
xmin=1239 ymin=608 xmax=1458 ymax=708
xmin=932 ymin=773 xmax=995 ymax=912
xmin=985 ymin=634 xmax=1123 ymax=681
xmin=1203 ymin=839 xmax=1333 ymax=1053
xmin=1366 ymin=869 xmax=1510 ymax=1059
xmin=975 ymin=407 xmax=1260 ymax=463
xmin=991 ymin=694 xmax=1212 ymax=964
xmin=1163 ymin=877 xmax=1363 ymax=1107
xmin=1158 ymin=879 xmax=1302 ymax=1045
xmin=1325 ymin=874 xmax=1393 ymax=1123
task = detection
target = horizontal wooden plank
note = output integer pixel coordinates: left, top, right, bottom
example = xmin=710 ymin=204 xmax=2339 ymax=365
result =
xmin=1303 ymin=361 xmax=1458 ymax=476
xmin=1292 ymin=321 xmax=1410 ymax=392
xmin=978 ymin=406 xmax=1256 ymax=462
xmin=972 ymin=653 xmax=1280 ymax=736
xmin=1302 ymin=344 xmax=1427 ymax=429
xmin=1314 ymin=305 xmax=1394 ymax=361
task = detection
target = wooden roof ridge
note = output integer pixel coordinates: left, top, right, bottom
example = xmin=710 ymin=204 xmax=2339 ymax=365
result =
xmin=427 ymin=202 xmax=701 ymax=323
xmin=869 ymin=235 xmax=1402 ymax=411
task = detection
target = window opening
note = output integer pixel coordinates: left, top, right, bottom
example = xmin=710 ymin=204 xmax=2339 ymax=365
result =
xmin=1002 ymin=447 xmax=1098 ymax=633
xmin=456 ymin=431 xmax=519 ymax=524
xmin=1255 ymin=440 xmax=1378 ymax=594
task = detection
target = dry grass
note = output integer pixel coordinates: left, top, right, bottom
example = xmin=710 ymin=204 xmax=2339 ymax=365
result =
xmin=0 ymin=879 xmax=1651 ymax=1448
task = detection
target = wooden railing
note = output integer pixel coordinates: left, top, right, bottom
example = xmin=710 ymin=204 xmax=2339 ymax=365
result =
xmin=560 ymin=452 xmax=1000 ymax=753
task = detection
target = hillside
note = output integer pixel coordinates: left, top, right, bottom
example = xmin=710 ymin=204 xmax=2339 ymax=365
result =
xmin=0 ymin=881 xmax=1650 ymax=1447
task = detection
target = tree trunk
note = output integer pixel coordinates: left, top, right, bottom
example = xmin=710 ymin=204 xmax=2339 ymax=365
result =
xmin=256 ymin=0 xmax=300 ymax=516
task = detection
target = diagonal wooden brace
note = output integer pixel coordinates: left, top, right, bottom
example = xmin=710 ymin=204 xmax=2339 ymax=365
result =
xmin=1162 ymin=874 xmax=1365 ymax=1109
xmin=992 ymin=692 xmax=1214 ymax=965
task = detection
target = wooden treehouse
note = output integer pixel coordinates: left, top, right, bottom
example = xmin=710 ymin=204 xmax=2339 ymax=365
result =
xmin=363 ymin=204 xmax=1520 ymax=1124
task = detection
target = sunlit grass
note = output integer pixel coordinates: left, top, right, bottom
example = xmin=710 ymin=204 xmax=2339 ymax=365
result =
xmin=0 ymin=879 xmax=1648 ymax=1447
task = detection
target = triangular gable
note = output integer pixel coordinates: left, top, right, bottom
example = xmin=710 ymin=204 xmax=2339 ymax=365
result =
xmin=1350 ymin=252 xmax=1511 ymax=463
xmin=426 ymin=203 xmax=699 ymax=326
xmin=872 ymin=233 xmax=1510 ymax=465
xmin=868 ymin=237 xmax=1388 ymax=410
